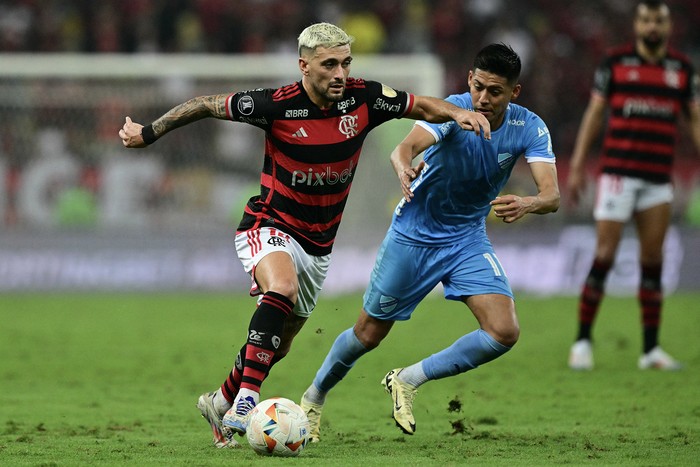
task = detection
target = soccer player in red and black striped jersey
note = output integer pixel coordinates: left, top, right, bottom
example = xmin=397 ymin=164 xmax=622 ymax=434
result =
xmin=119 ymin=22 xmax=490 ymax=448
xmin=567 ymin=1 xmax=700 ymax=371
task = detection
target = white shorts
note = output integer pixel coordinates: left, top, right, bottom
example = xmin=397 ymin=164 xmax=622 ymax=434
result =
xmin=235 ymin=227 xmax=331 ymax=318
xmin=593 ymin=174 xmax=673 ymax=222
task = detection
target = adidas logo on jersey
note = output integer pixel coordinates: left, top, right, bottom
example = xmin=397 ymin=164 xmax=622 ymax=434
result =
xmin=292 ymin=127 xmax=308 ymax=138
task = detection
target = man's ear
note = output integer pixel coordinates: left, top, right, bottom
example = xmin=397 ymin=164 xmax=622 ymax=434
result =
xmin=510 ymin=83 xmax=522 ymax=101
xmin=299 ymin=57 xmax=309 ymax=76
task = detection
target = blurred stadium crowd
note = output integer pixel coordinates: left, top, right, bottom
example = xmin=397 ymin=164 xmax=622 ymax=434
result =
xmin=0 ymin=0 xmax=699 ymax=292
xmin=2 ymin=0 xmax=699 ymax=158
xmin=1 ymin=0 xmax=699 ymax=229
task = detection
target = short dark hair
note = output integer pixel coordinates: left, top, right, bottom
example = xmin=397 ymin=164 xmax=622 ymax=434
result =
xmin=635 ymin=1 xmax=670 ymax=20
xmin=473 ymin=43 xmax=521 ymax=85
xmin=639 ymin=0 xmax=665 ymax=10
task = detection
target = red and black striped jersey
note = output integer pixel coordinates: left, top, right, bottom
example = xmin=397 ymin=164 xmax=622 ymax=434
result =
xmin=592 ymin=44 xmax=699 ymax=183
xmin=225 ymin=78 xmax=415 ymax=256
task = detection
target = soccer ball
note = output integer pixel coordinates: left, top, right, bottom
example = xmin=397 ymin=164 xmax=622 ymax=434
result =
xmin=246 ymin=397 xmax=310 ymax=457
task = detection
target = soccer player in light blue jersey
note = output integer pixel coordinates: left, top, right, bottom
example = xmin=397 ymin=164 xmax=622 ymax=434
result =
xmin=299 ymin=43 xmax=560 ymax=440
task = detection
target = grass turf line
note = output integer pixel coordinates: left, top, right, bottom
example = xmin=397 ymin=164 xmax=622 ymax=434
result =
xmin=1 ymin=293 xmax=698 ymax=465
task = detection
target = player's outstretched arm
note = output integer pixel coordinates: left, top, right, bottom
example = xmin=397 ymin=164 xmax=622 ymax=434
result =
xmin=567 ymin=94 xmax=606 ymax=206
xmin=408 ymin=96 xmax=491 ymax=140
xmin=390 ymin=125 xmax=435 ymax=202
xmin=685 ymin=100 xmax=700 ymax=156
xmin=491 ymin=162 xmax=560 ymax=223
xmin=119 ymin=93 xmax=230 ymax=148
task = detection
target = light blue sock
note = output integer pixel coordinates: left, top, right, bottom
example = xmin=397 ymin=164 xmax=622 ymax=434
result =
xmin=311 ymin=328 xmax=369 ymax=395
xmin=422 ymin=329 xmax=511 ymax=381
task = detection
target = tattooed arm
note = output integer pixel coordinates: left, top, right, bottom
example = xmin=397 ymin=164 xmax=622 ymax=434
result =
xmin=119 ymin=94 xmax=229 ymax=148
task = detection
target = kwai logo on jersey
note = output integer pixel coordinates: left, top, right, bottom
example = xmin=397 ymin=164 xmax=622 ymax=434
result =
xmin=373 ymin=98 xmax=401 ymax=113
xmin=291 ymin=160 xmax=355 ymax=186
xmin=338 ymin=114 xmax=359 ymax=138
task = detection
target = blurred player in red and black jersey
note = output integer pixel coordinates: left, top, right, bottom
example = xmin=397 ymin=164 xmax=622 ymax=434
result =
xmin=119 ymin=22 xmax=489 ymax=448
xmin=567 ymin=0 xmax=700 ymax=371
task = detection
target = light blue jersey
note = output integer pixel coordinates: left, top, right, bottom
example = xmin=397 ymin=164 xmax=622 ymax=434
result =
xmin=310 ymin=90 xmax=556 ymax=398
xmin=392 ymin=93 xmax=555 ymax=245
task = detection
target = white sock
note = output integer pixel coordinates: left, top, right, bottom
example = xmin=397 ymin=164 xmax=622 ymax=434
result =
xmin=398 ymin=363 xmax=428 ymax=388
xmin=213 ymin=388 xmax=232 ymax=415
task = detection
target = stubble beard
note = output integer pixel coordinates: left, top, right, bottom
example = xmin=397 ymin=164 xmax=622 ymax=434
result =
xmin=321 ymin=80 xmax=345 ymax=103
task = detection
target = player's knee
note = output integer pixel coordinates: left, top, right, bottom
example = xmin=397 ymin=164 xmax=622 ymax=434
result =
xmin=354 ymin=329 xmax=382 ymax=350
xmin=594 ymin=248 xmax=617 ymax=264
xmin=353 ymin=312 xmax=393 ymax=350
xmin=266 ymin=284 xmax=298 ymax=304
xmin=502 ymin=327 xmax=520 ymax=348
xmin=353 ymin=322 xmax=388 ymax=350
xmin=487 ymin=322 xmax=519 ymax=348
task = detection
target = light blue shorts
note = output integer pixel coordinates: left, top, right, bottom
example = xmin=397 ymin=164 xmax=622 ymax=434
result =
xmin=363 ymin=229 xmax=513 ymax=321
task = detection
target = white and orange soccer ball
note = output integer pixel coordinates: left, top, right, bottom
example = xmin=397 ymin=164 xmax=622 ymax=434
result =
xmin=246 ymin=397 xmax=310 ymax=457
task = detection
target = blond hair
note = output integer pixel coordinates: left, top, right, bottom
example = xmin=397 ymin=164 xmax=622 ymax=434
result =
xmin=297 ymin=22 xmax=354 ymax=56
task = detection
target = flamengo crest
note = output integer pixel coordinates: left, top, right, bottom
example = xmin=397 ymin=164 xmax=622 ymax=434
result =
xmin=338 ymin=114 xmax=358 ymax=138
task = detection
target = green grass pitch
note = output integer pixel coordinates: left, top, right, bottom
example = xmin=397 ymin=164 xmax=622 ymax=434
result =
xmin=1 ymin=292 xmax=698 ymax=465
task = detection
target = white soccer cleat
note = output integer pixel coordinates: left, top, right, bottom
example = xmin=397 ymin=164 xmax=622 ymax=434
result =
xmin=197 ymin=392 xmax=239 ymax=448
xmin=381 ymin=368 xmax=418 ymax=435
xmin=568 ymin=339 xmax=594 ymax=370
xmin=222 ymin=395 xmax=256 ymax=435
xmin=299 ymin=390 xmax=324 ymax=443
xmin=638 ymin=346 xmax=682 ymax=371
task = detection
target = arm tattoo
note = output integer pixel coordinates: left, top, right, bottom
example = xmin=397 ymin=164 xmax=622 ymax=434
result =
xmin=151 ymin=94 xmax=229 ymax=137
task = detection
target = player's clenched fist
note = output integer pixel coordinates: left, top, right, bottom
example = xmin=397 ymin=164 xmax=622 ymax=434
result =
xmin=119 ymin=116 xmax=146 ymax=148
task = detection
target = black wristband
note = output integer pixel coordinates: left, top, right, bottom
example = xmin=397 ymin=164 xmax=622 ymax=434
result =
xmin=141 ymin=124 xmax=157 ymax=145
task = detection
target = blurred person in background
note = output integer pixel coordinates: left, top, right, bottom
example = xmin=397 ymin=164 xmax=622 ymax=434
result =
xmin=567 ymin=0 xmax=700 ymax=371
xmin=119 ymin=22 xmax=489 ymax=449
xmin=299 ymin=43 xmax=559 ymax=440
